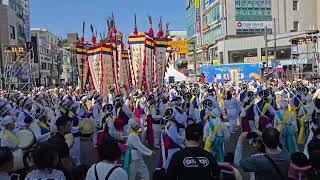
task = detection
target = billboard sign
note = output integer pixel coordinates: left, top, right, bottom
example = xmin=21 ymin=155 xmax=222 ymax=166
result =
xmin=235 ymin=0 xmax=272 ymax=34
xmin=172 ymin=40 xmax=189 ymax=54
xmin=236 ymin=21 xmax=272 ymax=30
xmin=200 ymin=63 xmax=261 ymax=83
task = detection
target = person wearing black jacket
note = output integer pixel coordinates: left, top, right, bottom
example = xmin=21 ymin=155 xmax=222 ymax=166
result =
xmin=166 ymin=124 xmax=220 ymax=180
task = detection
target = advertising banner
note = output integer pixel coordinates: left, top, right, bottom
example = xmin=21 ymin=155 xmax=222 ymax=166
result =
xmin=200 ymin=63 xmax=261 ymax=83
xmin=171 ymin=40 xmax=189 ymax=54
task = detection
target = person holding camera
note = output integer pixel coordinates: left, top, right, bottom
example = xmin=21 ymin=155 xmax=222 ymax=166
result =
xmin=234 ymin=128 xmax=290 ymax=180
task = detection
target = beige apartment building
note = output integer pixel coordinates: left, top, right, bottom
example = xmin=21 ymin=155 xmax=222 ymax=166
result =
xmin=31 ymin=28 xmax=60 ymax=86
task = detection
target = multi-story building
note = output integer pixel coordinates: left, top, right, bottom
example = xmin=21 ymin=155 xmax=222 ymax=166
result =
xmin=59 ymin=33 xmax=79 ymax=86
xmin=59 ymin=48 xmax=72 ymax=85
xmin=186 ymin=0 xmax=320 ymax=77
xmin=0 ymin=0 xmax=33 ymax=89
xmin=31 ymin=28 xmax=60 ymax=86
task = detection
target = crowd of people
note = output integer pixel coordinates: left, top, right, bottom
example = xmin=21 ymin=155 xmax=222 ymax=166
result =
xmin=0 ymin=78 xmax=319 ymax=180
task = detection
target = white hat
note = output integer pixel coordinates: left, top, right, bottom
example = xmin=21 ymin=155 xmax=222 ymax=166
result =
xmin=1 ymin=115 xmax=13 ymax=126
xmin=128 ymin=118 xmax=139 ymax=130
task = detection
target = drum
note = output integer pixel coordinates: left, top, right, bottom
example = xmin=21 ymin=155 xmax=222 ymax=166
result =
xmin=12 ymin=149 xmax=24 ymax=171
xmin=65 ymin=133 xmax=74 ymax=149
xmin=16 ymin=130 xmax=35 ymax=150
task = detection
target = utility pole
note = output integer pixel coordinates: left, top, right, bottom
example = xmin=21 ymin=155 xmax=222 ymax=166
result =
xmin=0 ymin=43 xmax=5 ymax=90
xmin=273 ymin=18 xmax=277 ymax=74
xmin=264 ymin=26 xmax=268 ymax=75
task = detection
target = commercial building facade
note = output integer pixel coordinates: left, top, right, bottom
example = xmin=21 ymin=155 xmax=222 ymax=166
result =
xmin=186 ymin=0 xmax=320 ymax=77
xmin=31 ymin=28 xmax=60 ymax=86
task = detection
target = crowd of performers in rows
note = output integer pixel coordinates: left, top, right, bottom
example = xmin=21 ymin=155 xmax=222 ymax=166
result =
xmin=0 ymin=80 xmax=319 ymax=179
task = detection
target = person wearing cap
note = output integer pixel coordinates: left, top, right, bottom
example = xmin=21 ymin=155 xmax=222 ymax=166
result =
xmin=162 ymin=108 xmax=186 ymax=169
xmin=124 ymin=118 xmax=152 ymax=180
xmin=241 ymin=91 xmax=256 ymax=132
xmin=24 ymin=107 xmax=52 ymax=143
xmin=224 ymin=90 xmax=241 ymax=133
xmin=203 ymin=108 xmax=230 ymax=162
xmin=274 ymin=100 xmax=298 ymax=154
xmin=76 ymin=94 xmax=91 ymax=119
xmin=298 ymin=95 xmax=318 ymax=150
xmin=0 ymin=116 xmax=18 ymax=149
xmin=146 ymin=94 xmax=162 ymax=148
xmin=114 ymin=94 xmax=133 ymax=135
xmin=133 ymin=91 xmax=147 ymax=140
xmin=92 ymin=94 xmax=104 ymax=122
xmin=254 ymin=90 xmax=276 ymax=130
xmin=96 ymin=104 xmax=122 ymax=148
xmin=167 ymin=123 xmax=220 ymax=180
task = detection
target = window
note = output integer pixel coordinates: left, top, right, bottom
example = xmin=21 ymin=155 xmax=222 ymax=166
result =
xmin=41 ymin=62 xmax=46 ymax=70
xmin=9 ymin=25 xmax=15 ymax=39
xmin=293 ymin=21 xmax=299 ymax=31
xmin=293 ymin=0 xmax=298 ymax=11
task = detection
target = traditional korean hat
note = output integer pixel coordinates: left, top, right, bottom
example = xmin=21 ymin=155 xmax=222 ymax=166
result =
xmin=203 ymin=99 xmax=213 ymax=109
xmin=183 ymin=92 xmax=192 ymax=101
xmin=163 ymin=107 xmax=175 ymax=121
xmin=103 ymin=104 xmax=114 ymax=114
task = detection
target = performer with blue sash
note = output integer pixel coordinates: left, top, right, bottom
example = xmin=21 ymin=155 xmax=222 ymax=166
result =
xmin=203 ymin=108 xmax=230 ymax=162
xmin=274 ymin=100 xmax=298 ymax=154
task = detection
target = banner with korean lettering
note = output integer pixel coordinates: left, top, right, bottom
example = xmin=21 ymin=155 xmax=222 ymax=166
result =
xmin=145 ymin=36 xmax=154 ymax=94
xmin=76 ymin=45 xmax=89 ymax=92
xmin=120 ymin=50 xmax=130 ymax=93
xmin=154 ymin=39 xmax=167 ymax=91
xmin=101 ymin=45 xmax=113 ymax=96
xmin=128 ymin=35 xmax=146 ymax=89
xmin=87 ymin=45 xmax=102 ymax=92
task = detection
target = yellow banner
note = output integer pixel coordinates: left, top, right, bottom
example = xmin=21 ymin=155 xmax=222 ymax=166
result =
xmin=195 ymin=0 xmax=200 ymax=9
xmin=171 ymin=40 xmax=189 ymax=54
xmin=212 ymin=59 xmax=220 ymax=65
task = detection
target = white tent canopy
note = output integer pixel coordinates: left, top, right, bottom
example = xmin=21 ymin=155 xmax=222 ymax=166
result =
xmin=164 ymin=65 xmax=187 ymax=82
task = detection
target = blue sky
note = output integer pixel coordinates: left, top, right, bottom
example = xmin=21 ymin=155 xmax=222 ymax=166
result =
xmin=30 ymin=0 xmax=186 ymax=40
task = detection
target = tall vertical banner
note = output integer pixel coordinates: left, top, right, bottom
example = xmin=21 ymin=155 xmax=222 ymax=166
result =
xmin=101 ymin=44 xmax=113 ymax=96
xmin=76 ymin=45 xmax=89 ymax=91
xmin=144 ymin=36 xmax=154 ymax=94
xmin=111 ymin=40 xmax=119 ymax=93
xmin=87 ymin=45 xmax=102 ymax=92
xmin=195 ymin=0 xmax=202 ymax=45
xmin=120 ymin=50 xmax=130 ymax=93
xmin=128 ymin=35 xmax=146 ymax=90
xmin=154 ymin=39 xmax=168 ymax=91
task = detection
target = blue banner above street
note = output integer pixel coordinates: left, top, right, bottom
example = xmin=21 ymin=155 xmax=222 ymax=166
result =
xmin=200 ymin=63 xmax=261 ymax=83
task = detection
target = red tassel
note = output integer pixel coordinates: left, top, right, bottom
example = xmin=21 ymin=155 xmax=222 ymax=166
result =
xmin=149 ymin=28 xmax=154 ymax=37
xmin=134 ymin=27 xmax=138 ymax=35
xmin=81 ymin=37 xmax=85 ymax=43
xmin=92 ymin=36 xmax=96 ymax=44
xmin=157 ymin=31 xmax=163 ymax=38
xmin=113 ymin=27 xmax=117 ymax=34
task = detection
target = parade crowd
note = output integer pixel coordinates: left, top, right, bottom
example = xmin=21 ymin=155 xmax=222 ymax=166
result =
xmin=0 ymin=79 xmax=320 ymax=180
